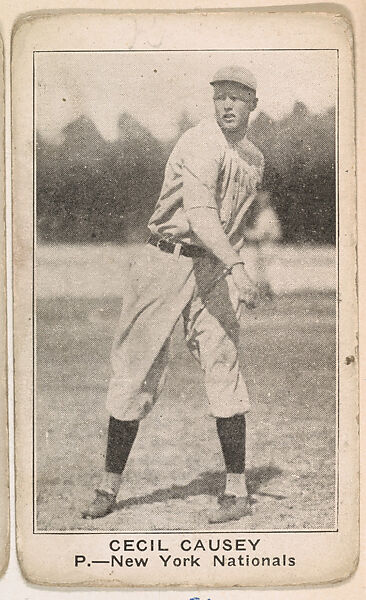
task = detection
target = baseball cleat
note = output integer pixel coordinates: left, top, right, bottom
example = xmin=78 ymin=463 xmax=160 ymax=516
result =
xmin=81 ymin=489 xmax=117 ymax=519
xmin=208 ymin=494 xmax=251 ymax=524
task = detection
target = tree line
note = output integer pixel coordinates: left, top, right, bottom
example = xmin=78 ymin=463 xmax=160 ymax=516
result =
xmin=36 ymin=101 xmax=336 ymax=244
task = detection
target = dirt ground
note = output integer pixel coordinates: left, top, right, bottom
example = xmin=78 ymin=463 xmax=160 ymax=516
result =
xmin=35 ymin=292 xmax=336 ymax=532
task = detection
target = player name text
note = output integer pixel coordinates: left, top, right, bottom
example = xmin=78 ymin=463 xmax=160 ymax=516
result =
xmin=108 ymin=537 xmax=261 ymax=552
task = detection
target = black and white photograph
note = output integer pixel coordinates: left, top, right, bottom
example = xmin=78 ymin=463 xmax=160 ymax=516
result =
xmin=12 ymin=11 xmax=358 ymax=588
xmin=35 ymin=49 xmax=338 ymax=532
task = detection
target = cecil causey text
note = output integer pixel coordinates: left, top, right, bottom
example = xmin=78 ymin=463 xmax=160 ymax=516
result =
xmin=108 ymin=538 xmax=261 ymax=553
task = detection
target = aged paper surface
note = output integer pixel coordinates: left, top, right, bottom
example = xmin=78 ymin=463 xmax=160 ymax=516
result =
xmin=0 ymin=34 xmax=9 ymax=578
xmin=12 ymin=10 xmax=358 ymax=587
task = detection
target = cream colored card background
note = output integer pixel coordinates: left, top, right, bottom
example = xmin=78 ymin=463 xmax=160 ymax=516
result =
xmin=12 ymin=9 xmax=358 ymax=589
xmin=0 ymin=35 xmax=9 ymax=578
xmin=0 ymin=0 xmax=364 ymax=597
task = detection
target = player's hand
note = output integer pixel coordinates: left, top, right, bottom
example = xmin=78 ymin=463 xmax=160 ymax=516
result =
xmin=231 ymin=263 xmax=259 ymax=309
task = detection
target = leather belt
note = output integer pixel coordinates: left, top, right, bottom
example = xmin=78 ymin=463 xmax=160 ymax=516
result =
xmin=148 ymin=234 xmax=207 ymax=259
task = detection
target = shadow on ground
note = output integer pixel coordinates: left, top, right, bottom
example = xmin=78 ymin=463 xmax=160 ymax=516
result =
xmin=116 ymin=464 xmax=284 ymax=511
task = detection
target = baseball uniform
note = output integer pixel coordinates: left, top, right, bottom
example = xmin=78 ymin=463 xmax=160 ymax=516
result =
xmin=106 ymin=117 xmax=264 ymax=421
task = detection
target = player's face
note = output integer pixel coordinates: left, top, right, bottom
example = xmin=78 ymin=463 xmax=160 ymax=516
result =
xmin=213 ymin=82 xmax=258 ymax=134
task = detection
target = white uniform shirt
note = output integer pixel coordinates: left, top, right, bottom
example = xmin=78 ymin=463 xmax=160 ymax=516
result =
xmin=148 ymin=118 xmax=264 ymax=251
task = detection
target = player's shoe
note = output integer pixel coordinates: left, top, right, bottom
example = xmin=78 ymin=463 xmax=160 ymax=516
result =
xmin=81 ymin=489 xmax=117 ymax=519
xmin=208 ymin=494 xmax=251 ymax=524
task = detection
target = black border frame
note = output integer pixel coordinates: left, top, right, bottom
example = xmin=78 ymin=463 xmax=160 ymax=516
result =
xmin=32 ymin=48 xmax=340 ymax=535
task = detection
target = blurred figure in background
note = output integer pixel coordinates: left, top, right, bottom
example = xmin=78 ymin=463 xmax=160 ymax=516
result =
xmin=244 ymin=190 xmax=282 ymax=300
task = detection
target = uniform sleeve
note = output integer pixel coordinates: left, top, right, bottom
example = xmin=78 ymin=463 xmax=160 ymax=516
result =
xmin=179 ymin=129 xmax=221 ymax=211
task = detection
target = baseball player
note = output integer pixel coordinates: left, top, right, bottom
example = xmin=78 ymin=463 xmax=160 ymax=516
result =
xmin=83 ymin=65 xmax=264 ymax=523
xmin=245 ymin=190 xmax=282 ymax=299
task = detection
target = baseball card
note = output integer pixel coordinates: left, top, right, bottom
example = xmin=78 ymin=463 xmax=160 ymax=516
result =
xmin=0 ymin=34 xmax=9 ymax=579
xmin=12 ymin=10 xmax=358 ymax=587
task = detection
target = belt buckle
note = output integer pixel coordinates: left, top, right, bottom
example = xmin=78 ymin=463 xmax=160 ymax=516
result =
xmin=156 ymin=236 xmax=182 ymax=258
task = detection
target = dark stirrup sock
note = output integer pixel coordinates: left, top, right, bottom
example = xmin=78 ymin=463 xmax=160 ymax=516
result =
xmin=216 ymin=414 xmax=246 ymax=473
xmin=105 ymin=416 xmax=139 ymax=474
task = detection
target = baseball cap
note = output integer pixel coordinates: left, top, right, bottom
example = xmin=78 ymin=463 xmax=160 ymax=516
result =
xmin=210 ymin=65 xmax=257 ymax=92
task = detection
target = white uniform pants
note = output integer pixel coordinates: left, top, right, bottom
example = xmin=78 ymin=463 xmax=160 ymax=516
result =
xmin=106 ymin=243 xmax=250 ymax=420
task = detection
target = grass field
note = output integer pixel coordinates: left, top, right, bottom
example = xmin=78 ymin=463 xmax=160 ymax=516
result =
xmin=35 ymin=290 xmax=336 ymax=532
